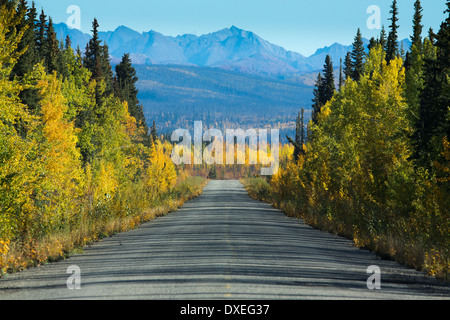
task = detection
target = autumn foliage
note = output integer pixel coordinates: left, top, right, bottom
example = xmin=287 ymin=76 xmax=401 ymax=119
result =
xmin=0 ymin=3 xmax=204 ymax=275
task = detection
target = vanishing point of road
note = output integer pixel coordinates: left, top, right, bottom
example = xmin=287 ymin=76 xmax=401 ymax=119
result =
xmin=0 ymin=180 xmax=449 ymax=300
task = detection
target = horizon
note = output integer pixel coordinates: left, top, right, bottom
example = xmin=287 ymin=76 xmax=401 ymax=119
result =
xmin=33 ymin=0 xmax=447 ymax=57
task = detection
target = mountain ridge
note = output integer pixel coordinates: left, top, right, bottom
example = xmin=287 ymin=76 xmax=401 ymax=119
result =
xmin=55 ymin=23 xmax=412 ymax=78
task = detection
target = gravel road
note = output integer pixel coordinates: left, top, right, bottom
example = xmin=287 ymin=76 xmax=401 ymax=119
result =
xmin=0 ymin=180 xmax=448 ymax=300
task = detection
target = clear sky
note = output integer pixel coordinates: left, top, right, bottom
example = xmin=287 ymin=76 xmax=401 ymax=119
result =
xmin=33 ymin=0 xmax=447 ymax=57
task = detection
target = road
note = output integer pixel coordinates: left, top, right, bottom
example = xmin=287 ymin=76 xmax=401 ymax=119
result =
xmin=0 ymin=180 xmax=448 ymax=300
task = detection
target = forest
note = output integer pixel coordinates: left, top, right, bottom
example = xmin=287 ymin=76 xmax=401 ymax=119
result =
xmin=245 ymin=0 xmax=449 ymax=279
xmin=0 ymin=0 xmax=206 ymax=275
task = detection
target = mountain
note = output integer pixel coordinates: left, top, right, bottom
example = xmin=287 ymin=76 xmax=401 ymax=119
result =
xmin=54 ymin=23 xmax=412 ymax=78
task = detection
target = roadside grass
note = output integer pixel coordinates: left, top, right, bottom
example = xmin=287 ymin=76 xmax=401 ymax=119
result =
xmin=241 ymin=177 xmax=449 ymax=281
xmin=1 ymin=176 xmax=207 ymax=276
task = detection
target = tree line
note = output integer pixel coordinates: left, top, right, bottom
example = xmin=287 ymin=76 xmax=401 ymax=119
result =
xmin=0 ymin=0 xmax=203 ymax=275
xmin=263 ymin=0 xmax=449 ymax=279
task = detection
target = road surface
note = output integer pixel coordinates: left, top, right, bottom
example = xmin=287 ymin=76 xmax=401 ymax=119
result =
xmin=0 ymin=180 xmax=448 ymax=300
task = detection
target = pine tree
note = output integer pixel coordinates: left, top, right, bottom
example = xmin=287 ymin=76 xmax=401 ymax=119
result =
xmin=35 ymin=8 xmax=46 ymax=63
xmin=11 ymin=0 xmax=36 ymax=79
xmin=84 ymin=18 xmax=114 ymax=98
xmin=10 ymin=1 xmax=40 ymax=111
xmin=339 ymin=58 xmax=344 ymax=90
xmin=311 ymin=72 xmax=324 ymax=125
xmin=287 ymin=108 xmax=306 ymax=161
xmin=413 ymin=1 xmax=450 ymax=167
xmin=351 ymin=28 xmax=365 ymax=81
xmin=115 ymin=53 xmax=149 ymax=144
xmin=343 ymin=52 xmax=352 ymax=81
xmin=322 ymin=54 xmax=335 ymax=102
xmin=411 ymin=0 xmax=423 ymax=50
xmin=150 ymin=120 xmax=158 ymax=145
xmin=386 ymin=0 xmax=400 ymax=62
xmin=44 ymin=17 xmax=59 ymax=73
xmin=380 ymin=25 xmax=388 ymax=50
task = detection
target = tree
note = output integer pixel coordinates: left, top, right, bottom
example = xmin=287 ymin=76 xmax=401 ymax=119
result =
xmin=11 ymin=0 xmax=36 ymax=79
xmin=115 ymin=53 xmax=148 ymax=139
xmin=413 ymin=1 xmax=450 ymax=167
xmin=351 ymin=28 xmax=365 ymax=81
xmin=343 ymin=52 xmax=352 ymax=81
xmin=380 ymin=25 xmax=388 ymax=50
xmin=150 ymin=120 xmax=158 ymax=145
xmin=339 ymin=58 xmax=344 ymax=90
xmin=35 ymin=9 xmax=46 ymax=63
xmin=10 ymin=1 xmax=40 ymax=111
xmin=311 ymin=72 xmax=324 ymax=125
xmin=386 ymin=0 xmax=400 ymax=62
xmin=44 ymin=18 xmax=59 ymax=73
xmin=84 ymin=18 xmax=114 ymax=103
xmin=411 ymin=0 xmax=423 ymax=50
xmin=287 ymin=107 xmax=306 ymax=161
xmin=322 ymin=55 xmax=335 ymax=102
xmin=405 ymin=0 xmax=425 ymax=128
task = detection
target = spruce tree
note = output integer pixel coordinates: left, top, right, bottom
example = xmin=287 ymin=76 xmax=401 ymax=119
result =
xmin=411 ymin=0 xmax=423 ymax=50
xmin=150 ymin=121 xmax=158 ymax=145
xmin=287 ymin=107 xmax=306 ymax=161
xmin=10 ymin=1 xmax=40 ymax=111
xmin=351 ymin=28 xmax=365 ymax=81
xmin=84 ymin=18 xmax=114 ymax=97
xmin=322 ymin=54 xmax=335 ymax=102
xmin=115 ymin=53 xmax=149 ymax=143
xmin=45 ymin=17 xmax=59 ymax=73
xmin=343 ymin=52 xmax=352 ymax=81
xmin=380 ymin=25 xmax=388 ymax=50
xmin=311 ymin=72 xmax=324 ymax=125
xmin=11 ymin=0 xmax=36 ymax=79
xmin=386 ymin=0 xmax=399 ymax=62
xmin=413 ymin=1 xmax=450 ymax=167
xmin=339 ymin=58 xmax=343 ymax=90
xmin=36 ymin=8 xmax=46 ymax=62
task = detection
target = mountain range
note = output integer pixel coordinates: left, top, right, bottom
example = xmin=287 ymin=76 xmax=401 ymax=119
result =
xmin=54 ymin=23 xmax=411 ymax=78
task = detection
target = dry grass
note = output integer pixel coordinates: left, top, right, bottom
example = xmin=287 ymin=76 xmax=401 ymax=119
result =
xmin=1 ymin=176 xmax=207 ymax=276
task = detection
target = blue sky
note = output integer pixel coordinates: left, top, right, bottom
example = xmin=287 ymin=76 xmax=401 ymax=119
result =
xmin=33 ymin=0 xmax=447 ymax=56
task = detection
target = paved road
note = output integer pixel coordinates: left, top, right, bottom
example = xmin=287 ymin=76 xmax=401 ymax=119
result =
xmin=0 ymin=180 xmax=449 ymax=300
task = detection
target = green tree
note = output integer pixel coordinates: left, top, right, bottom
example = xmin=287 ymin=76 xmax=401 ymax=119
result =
xmin=351 ymin=28 xmax=365 ymax=81
xmin=115 ymin=53 xmax=148 ymax=142
xmin=411 ymin=0 xmax=423 ymax=50
xmin=44 ymin=18 xmax=59 ymax=73
xmin=386 ymin=0 xmax=400 ymax=62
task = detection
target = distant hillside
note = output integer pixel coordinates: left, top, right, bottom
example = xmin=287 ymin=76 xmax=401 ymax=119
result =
xmin=134 ymin=64 xmax=314 ymax=139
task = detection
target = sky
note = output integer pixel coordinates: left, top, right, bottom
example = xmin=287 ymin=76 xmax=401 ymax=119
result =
xmin=33 ymin=0 xmax=448 ymax=57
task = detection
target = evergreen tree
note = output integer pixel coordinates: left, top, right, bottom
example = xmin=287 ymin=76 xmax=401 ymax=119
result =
xmin=339 ymin=58 xmax=344 ymax=90
xmin=44 ymin=17 xmax=59 ymax=73
xmin=413 ymin=1 xmax=450 ymax=167
xmin=84 ymin=18 xmax=114 ymax=98
xmin=115 ymin=53 xmax=149 ymax=144
xmin=287 ymin=108 xmax=306 ymax=161
xmin=351 ymin=28 xmax=365 ymax=81
xmin=380 ymin=25 xmax=388 ymax=50
xmin=35 ymin=8 xmax=46 ymax=62
xmin=411 ymin=0 xmax=423 ymax=50
xmin=11 ymin=0 xmax=36 ymax=79
xmin=10 ymin=1 xmax=41 ymax=111
xmin=386 ymin=0 xmax=400 ymax=62
xmin=322 ymin=54 xmax=335 ymax=102
xmin=149 ymin=120 xmax=157 ymax=144
xmin=311 ymin=72 xmax=324 ymax=125
xmin=343 ymin=52 xmax=352 ymax=81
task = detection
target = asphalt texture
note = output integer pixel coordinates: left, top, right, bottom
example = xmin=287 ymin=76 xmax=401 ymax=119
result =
xmin=0 ymin=180 xmax=449 ymax=300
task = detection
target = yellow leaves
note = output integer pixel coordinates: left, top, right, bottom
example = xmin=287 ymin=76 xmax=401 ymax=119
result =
xmin=94 ymin=161 xmax=119 ymax=202
xmin=146 ymin=141 xmax=178 ymax=197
